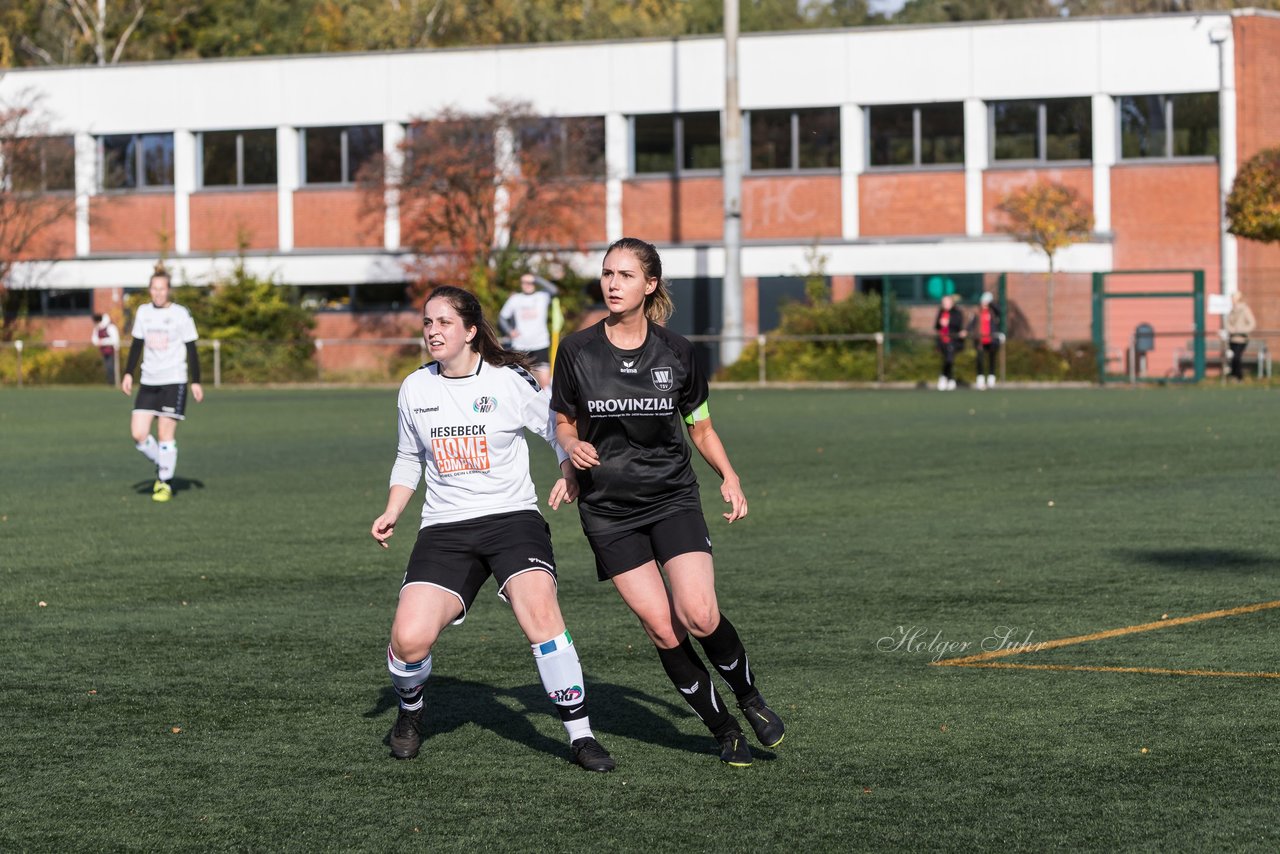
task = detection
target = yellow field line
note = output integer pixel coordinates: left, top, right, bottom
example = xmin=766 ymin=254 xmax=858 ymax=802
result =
xmin=932 ymin=599 xmax=1280 ymax=668
xmin=939 ymin=661 xmax=1280 ymax=679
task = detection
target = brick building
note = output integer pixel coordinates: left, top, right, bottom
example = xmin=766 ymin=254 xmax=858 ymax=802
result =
xmin=4 ymin=11 xmax=1279 ymax=376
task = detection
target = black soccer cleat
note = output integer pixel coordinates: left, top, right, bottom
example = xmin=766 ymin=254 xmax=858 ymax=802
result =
xmin=389 ymin=707 xmax=424 ymax=760
xmin=716 ymin=728 xmax=753 ymax=767
xmin=738 ymin=691 xmax=785 ymax=748
xmin=570 ymin=736 xmax=616 ymax=773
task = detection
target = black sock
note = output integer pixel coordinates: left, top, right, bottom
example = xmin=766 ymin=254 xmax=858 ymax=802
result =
xmin=655 ymin=638 xmax=735 ymax=735
xmin=695 ymin=614 xmax=757 ymax=702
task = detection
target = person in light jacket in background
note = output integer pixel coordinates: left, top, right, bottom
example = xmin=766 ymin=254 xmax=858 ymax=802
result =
xmin=1224 ymin=292 xmax=1256 ymax=381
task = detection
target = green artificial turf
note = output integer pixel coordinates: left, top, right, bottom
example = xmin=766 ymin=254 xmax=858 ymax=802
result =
xmin=1 ymin=385 xmax=1276 ymax=851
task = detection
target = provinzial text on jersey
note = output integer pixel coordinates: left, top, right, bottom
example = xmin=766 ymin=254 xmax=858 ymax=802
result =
xmin=586 ymin=397 xmax=674 ymax=415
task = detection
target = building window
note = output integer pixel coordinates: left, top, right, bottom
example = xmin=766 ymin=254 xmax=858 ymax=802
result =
xmin=516 ymin=116 xmax=605 ymax=178
xmin=201 ymin=129 xmax=277 ymax=187
xmin=100 ymin=133 xmax=174 ymax=190
xmin=1119 ymin=94 xmax=1219 ymax=160
xmin=991 ymin=98 xmax=1092 ymax=163
xmin=868 ymin=103 xmax=964 ymax=168
xmin=4 ymin=136 xmax=75 ymax=192
xmin=297 ymin=283 xmax=408 ymax=312
xmin=858 ymin=273 xmax=983 ymax=305
xmin=632 ymin=112 xmax=721 ymax=175
xmin=303 ymin=125 xmax=383 ymax=185
xmin=2 ymin=288 xmax=92 ymax=319
xmin=748 ymin=108 xmax=840 ymax=172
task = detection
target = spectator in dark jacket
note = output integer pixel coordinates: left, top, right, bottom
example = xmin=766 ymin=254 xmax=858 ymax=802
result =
xmin=968 ymin=292 xmax=1002 ymax=390
xmin=934 ymin=295 xmax=963 ymax=391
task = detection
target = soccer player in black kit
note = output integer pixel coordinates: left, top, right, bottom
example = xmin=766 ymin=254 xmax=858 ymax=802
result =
xmin=551 ymin=237 xmax=784 ymax=766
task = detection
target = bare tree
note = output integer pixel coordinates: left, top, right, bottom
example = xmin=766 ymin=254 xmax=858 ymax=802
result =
xmin=364 ymin=99 xmax=604 ymax=317
xmin=19 ymin=0 xmax=148 ymax=66
xmin=0 ymin=90 xmax=78 ymax=315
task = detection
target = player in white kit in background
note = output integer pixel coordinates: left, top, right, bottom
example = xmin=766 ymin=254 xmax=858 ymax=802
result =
xmin=120 ymin=265 xmax=203 ymax=503
xmin=370 ymin=285 xmax=614 ymax=772
xmin=498 ymin=273 xmax=555 ymax=388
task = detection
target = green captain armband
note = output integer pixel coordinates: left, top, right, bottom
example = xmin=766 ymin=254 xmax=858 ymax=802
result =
xmin=683 ymin=402 xmax=710 ymax=425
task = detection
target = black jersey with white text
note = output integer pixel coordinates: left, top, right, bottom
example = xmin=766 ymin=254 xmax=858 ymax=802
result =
xmin=551 ymin=320 xmax=708 ymax=534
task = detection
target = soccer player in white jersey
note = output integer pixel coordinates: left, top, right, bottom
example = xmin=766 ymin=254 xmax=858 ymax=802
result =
xmin=120 ymin=265 xmax=203 ymax=503
xmin=370 ymin=285 xmax=614 ymax=772
xmin=551 ymin=237 xmax=785 ymax=767
xmin=498 ymin=273 xmax=554 ymax=388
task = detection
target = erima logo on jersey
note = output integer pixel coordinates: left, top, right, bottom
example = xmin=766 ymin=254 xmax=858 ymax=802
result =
xmin=586 ymin=397 xmax=674 ymax=415
xmin=651 ymin=366 xmax=674 ymax=391
xmin=473 ymin=396 xmax=497 ymax=413
xmin=620 ymin=358 xmax=638 ymax=375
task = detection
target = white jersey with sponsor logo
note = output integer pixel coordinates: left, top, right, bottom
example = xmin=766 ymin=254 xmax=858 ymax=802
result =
xmin=130 ymin=302 xmax=199 ymax=386
xmin=390 ymin=360 xmax=569 ymax=528
xmin=499 ymin=291 xmax=552 ymax=351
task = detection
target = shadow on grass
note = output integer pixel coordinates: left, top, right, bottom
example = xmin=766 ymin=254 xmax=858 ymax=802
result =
xmin=365 ymin=678 xmax=772 ymax=762
xmin=1117 ymin=548 xmax=1273 ymax=573
xmin=131 ymin=476 xmax=206 ymax=496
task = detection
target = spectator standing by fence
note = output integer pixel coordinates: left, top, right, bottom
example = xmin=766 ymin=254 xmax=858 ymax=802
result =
xmin=968 ymin=292 xmax=1001 ymax=390
xmin=934 ymin=295 xmax=963 ymax=391
xmin=1224 ymin=292 xmax=1256 ymax=381
xmin=92 ymin=313 xmax=120 ymax=385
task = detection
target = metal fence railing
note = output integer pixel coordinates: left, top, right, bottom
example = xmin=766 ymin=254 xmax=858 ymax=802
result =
xmin=1104 ymin=330 xmax=1276 ymax=384
xmin=0 ymin=329 xmax=1201 ymax=387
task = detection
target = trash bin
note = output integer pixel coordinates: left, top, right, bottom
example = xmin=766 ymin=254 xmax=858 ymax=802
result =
xmin=1133 ymin=323 xmax=1155 ymax=378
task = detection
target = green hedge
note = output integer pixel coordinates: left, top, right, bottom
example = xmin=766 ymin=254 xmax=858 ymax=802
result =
xmin=721 ymin=335 xmax=1098 ymax=384
xmin=0 ymin=346 xmax=105 ymax=384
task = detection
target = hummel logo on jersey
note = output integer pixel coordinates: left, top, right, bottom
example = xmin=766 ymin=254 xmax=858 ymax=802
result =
xmin=651 ymin=367 xmax=674 ymax=391
xmin=413 ymin=406 xmax=439 ymax=413
xmin=679 ymin=681 xmax=701 ymax=695
xmin=717 ymin=659 xmax=740 ymax=671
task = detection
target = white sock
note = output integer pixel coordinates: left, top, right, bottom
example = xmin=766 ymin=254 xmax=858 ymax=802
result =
xmin=136 ymin=435 xmax=159 ymax=464
xmin=157 ymin=442 xmax=177 ymax=482
xmin=532 ymin=631 xmax=592 ymax=743
xmin=387 ymin=646 xmax=432 ymax=711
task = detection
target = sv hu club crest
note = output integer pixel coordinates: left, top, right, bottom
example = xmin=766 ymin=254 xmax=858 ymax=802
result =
xmin=650 ymin=367 xmax=674 ymax=391
xmin=472 ymin=396 xmax=497 ymax=413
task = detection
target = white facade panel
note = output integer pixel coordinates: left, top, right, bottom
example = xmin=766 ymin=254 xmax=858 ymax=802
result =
xmin=970 ymin=21 xmax=1102 ymax=98
xmin=740 ymin=33 xmax=848 ymax=108
xmin=1098 ymin=16 xmax=1226 ymax=94
xmin=846 ymin=28 xmax=975 ymax=104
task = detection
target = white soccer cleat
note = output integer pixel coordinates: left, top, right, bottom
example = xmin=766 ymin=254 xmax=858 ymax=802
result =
xmin=937 ymin=375 xmax=947 ymax=391
xmin=975 ymin=375 xmax=987 ymax=390
xmin=987 ymin=374 xmax=996 ymax=388
xmin=947 ymin=378 xmax=957 ymax=391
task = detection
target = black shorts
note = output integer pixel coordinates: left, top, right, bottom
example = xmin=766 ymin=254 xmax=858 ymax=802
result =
xmin=402 ymin=510 xmax=557 ymax=624
xmin=134 ymin=383 xmax=188 ymax=419
xmin=586 ymin=510 xmax=712 ymax=582
xmin=527 ymin=347 xmax=551 ymax=367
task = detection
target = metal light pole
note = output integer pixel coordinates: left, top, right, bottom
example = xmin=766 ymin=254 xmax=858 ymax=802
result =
xmin=720 ymin=0 xmax=744 ymax=367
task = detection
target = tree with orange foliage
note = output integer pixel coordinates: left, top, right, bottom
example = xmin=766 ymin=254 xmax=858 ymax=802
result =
xmin=1226 ymin=145 xmax=1280 ymax=244
xmin=363 ymin=98 xmax=604 ymax=319
xmin=996 ymin=180 xmax=1093 ymax=341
